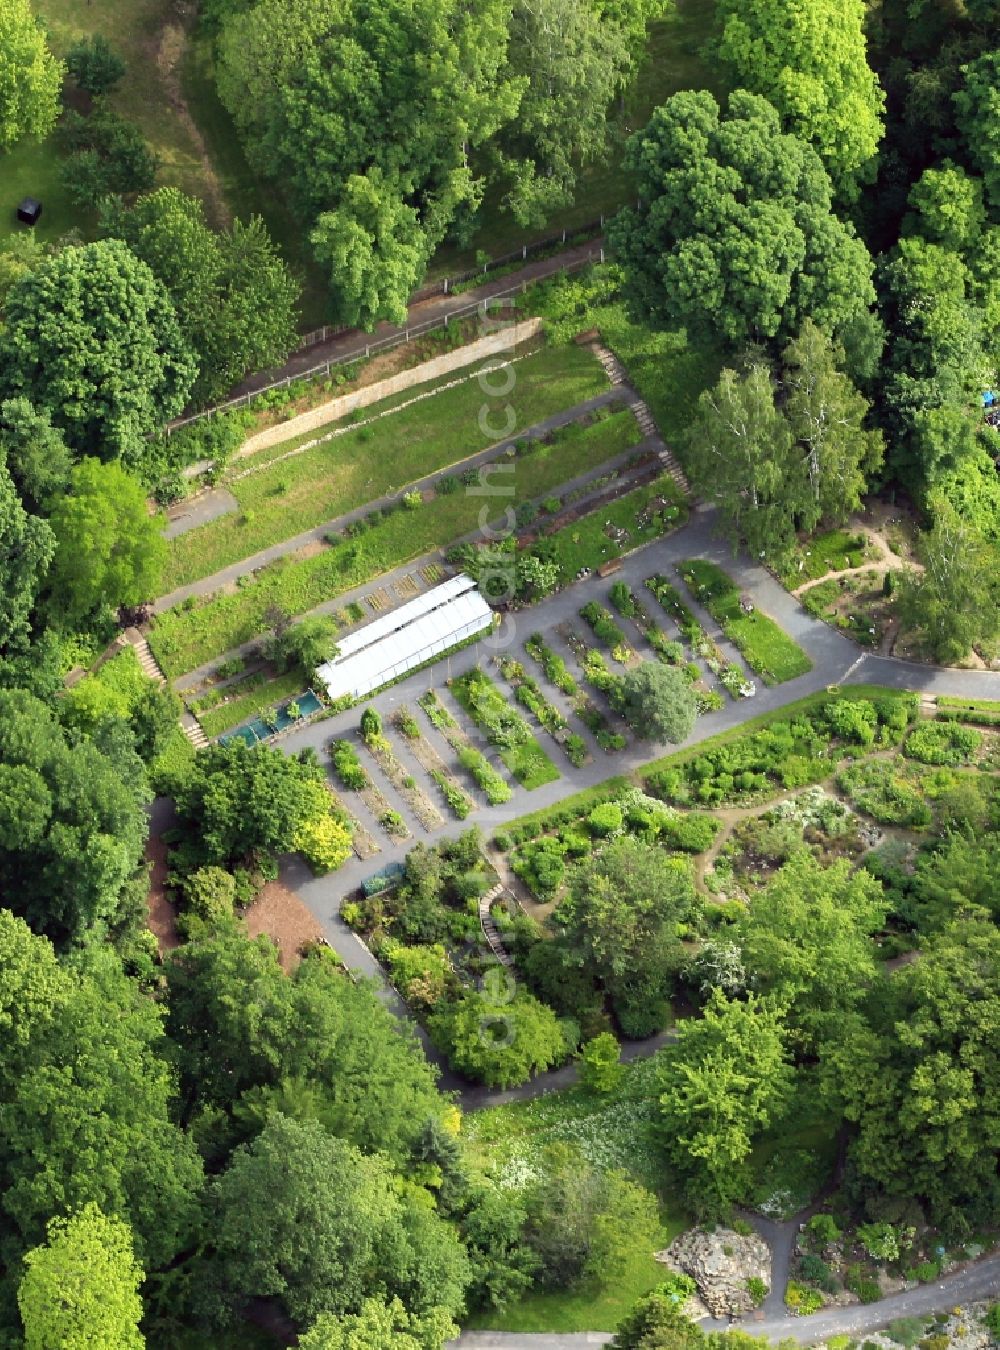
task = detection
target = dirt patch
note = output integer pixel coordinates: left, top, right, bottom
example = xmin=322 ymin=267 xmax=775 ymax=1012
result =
xmin=145 ymin=830 xmax=181 ymax=955
xmin=244 ymin=879 xmax=324 ymax=972
xmin=288 ymin=538 xmax=328 ymax=563
xmin=156 ymin=22 xmax=231 ymax=228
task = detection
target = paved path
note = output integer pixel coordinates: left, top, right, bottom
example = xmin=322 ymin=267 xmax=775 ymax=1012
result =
xmin=229 ymin=239 xmax=605 ymax=399
xmin=155 ymin=388 xmax=627 ymax=615
xmin=449 ymin=1254 xmax=1000 ymax=1347
xmin=274 ymin=509 xmax=1000 ymax=905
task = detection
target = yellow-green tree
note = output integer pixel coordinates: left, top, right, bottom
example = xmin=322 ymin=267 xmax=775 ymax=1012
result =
xmin=17 ymin=1204 xmax=145 ymax=1349
xmin=0 ymin=0 xmax=63 ymax=151
xmin=716 ymin=0 xmax=884 ymax=194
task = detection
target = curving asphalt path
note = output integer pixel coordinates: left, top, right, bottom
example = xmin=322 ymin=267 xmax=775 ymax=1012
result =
xmin=449 ymin=1253 xmax=1000 ymax=1348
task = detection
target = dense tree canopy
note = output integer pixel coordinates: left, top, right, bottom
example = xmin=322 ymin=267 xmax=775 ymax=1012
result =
xmin=201 ymin=1114 xmax=468 ymax=1328
xmin=0 ymin=689 xmax=149 ymax=947
xmin=0 ymin=0 xmax=63 ymax=151
xmin=0 ymin=240 xmax=196 ymax=466
xmin=0 ymin=939 xmax=203 ymax=1273
xmin=103 ymin=189 xmax=300 ymax=402
xmin=45 ymin=459 xmax=166 ymax=626
xmin=610 ymin=90 xmax=877 ymax=349
xmin=0 ymin=447 xmax=52 ymax=656
xmin=164 ymin=930 xmax=445 ymax=1160
xmin=824 ymin=922 xmax=1000 ymax=1233
xmin=654 ymin=992 xmax=792 ymax=1212
xmin=715 ymin=0 xmax=885 ymax=194
xmin=556 ymin=838 xmax=692 ymax=1036
xmin=618 ymin=661 xmax=698 ymax=744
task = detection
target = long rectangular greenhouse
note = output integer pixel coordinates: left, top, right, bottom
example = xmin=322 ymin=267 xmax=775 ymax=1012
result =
xmin=316 ymin=574 xmax=493 ymax=701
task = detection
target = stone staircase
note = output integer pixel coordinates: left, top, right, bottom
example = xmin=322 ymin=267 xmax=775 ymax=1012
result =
xmin=124 ymin=628 xmax=166 ymax=685
xmin=180 ymin=712 xmax=210 ymax=750
xmin=479 ymin=883 xmax=514 ymax=968
xmin=123 ymin=628 xmax=209 ymax=749
xmin=590 ymin=343 xmax=690 ymax=495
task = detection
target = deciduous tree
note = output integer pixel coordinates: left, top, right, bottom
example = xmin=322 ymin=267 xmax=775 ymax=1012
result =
xmin=65 ymin=33 xmax=126 ymax=96
xmin=896 ymin=499 xmax=1000 ymax=663
xmin=0 ymin=240 xmax=196 ymax=466
xmin=715 ymin=0 xmax=884 ymax=194
xmin=18 ymin=1205 xmax=145 ymax=1350
xmin=0 ymin=0 xmax=63 ymax=151
xmin=610 ymin=90 xmax=876 ymax=349
xmin=781 ymin=321 xmax=884 ymax=531
xmin=653 ymin=992 xmax=792 ymax=1212
xmin=103 ymin=189 xmax=299 ymax=403
xmin=556 ymin=838 xmax=692 ymax=1037
xmin=46 ymin=459 xmax=166 ymax=625
xmin=685 ymin=364 xmax=798 ymax=558
xmin=0 ymin=447 xmax=52 ymax=653
xmin=618 ymin=661 xmax=697 ymax=744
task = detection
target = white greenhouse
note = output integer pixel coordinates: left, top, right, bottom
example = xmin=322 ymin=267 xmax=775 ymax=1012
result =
xmin=316 ymin=574 xmax=493 ymax=701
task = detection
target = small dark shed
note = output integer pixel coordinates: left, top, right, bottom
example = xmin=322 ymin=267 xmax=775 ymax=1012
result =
xmin=16 ymin=198 xmax=42 ymax=226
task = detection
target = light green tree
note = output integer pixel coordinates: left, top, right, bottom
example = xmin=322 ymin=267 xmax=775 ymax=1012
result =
xmin=298 ymin=1299 xmax=457 ymax=1350
xmin=737 ymin=851 xmax=887 ymax=1054
xmin=896 ymin=499 xmax=1000 ymax=664
xmin=18 ymin=1204 xmax=145 ymax=1350
xmin=781 ymin=320 xmax=884 ymax=532
xmin=685 ymin=364 xmax=798 ymax=558
xmin=312 ymin=172 xmax=430 ymax=329
xmin=0 ymin=0 xmax=63 ymax=151
xmin=716 ymin=0 xmax=884 ymax=193
xmin=578 ymin=1032 xmax=624 ymax=1094
xmin=654 ymin=992 xmax=792 ymax=1211
xmin=907 ymin=162 xmax=985 ymax=252
xmin=46 ymin=459 xmax=167 ymax=625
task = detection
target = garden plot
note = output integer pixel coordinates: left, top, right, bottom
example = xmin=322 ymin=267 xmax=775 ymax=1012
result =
xmin=495 ymin=656 xmax=590 ymax=768
xmin=522 ymin=632 xmax=621 ymax=755
xmin=606 ymin=581 xmax=723 ymax=713
xmin=328 ymin=737 xmax=410 ymax=840
xmin=557 ymin=624 xmax=630 ymax=751
xmin=165 ymin=343 xmax=610 ymax=587
xmin=450 ymin=669 xmax=560 ymax=790
xmin=703 ymin=787 xmax=878 ymax=902
xmin=678 ymin=559 xmax=812 ymax=685
xmin=800 ymin=569 xmax=891 ymax=649
xmin=646 ymin=574 xmax=754 ymax=700
xmin=358 ymin=711 xmax=445 ymax=834
xmin=392 ymin=707 xmax=475 ymax=821
xmin=418 ymin=690 xmax=512 ymax=805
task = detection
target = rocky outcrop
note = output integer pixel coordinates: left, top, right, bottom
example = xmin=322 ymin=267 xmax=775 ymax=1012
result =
xmin=657 ymin=1227 xmax=772 ymax=1318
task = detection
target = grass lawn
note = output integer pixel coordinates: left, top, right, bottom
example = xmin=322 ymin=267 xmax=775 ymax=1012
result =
xmin=541 ymin=474 xmax=687 ymax=580
xmin=165 ymin=343 xmax=612 ymax=587
xmin=0 ymin=135 xmax=82 ymax=245
xmin=679 ymin=559 xmax=813 ymax=685
xmin=776 ymin=529 xmax=872 ymax=588
xmin=2 ymin=0 xmax=228 ymax=249
xmin=462 ymin=1067 xmax=690 ymax=1333
xmin=451 ymin=670 xmax=560 ymax=789
xmin=151 ymin=411 xmax=639 ymax=676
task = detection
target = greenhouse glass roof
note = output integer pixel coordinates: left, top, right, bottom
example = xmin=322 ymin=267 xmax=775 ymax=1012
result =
xmin=316 ymin=575 xmax=492 ymax=701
